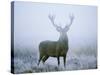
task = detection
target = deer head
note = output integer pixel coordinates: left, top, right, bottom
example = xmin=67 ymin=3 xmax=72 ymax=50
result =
xmin=48 ymin=14 xmax=74 ymax=40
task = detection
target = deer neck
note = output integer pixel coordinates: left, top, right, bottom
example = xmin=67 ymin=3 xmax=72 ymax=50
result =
xmin=58 ymin=33 xmax=68 ymax=44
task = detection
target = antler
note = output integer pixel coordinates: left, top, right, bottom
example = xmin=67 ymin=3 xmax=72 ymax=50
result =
xmin=64 ymin=14 xmax=74 ymax=28
xmin=69 ymin=14 xmax=74 ymax=26
xmin=48 ymin=14 xmax=60 ymax=28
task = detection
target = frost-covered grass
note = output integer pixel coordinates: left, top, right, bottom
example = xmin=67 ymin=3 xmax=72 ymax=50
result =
xmin=13 ymin=46 xmax=97 ymax=74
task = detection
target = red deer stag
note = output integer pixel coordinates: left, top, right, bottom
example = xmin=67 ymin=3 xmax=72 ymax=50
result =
xmin=38 ymin=14 xmax=74 ymax=67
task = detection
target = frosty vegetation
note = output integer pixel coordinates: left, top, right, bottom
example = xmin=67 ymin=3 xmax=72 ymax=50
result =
xmin=14 ymin=44 xmax=97 ymax=74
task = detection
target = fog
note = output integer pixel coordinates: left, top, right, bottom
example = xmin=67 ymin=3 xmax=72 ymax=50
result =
xmin=12 ymin=2 xmax=97 ymax=73
xmin=14 ymin=2 xmax=97 ymax=51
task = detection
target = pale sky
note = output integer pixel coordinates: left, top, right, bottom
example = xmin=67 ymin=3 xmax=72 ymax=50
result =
xmin=14 ymin=2 xmax=97 ymax=50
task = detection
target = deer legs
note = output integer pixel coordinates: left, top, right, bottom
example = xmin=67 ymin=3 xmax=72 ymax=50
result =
xmin=38 ymin=55 xmax=66 ymax=68
xmin=38 ymin=55 xmax=49 ymax=65
xmin=42 ymin=55 xmax=49 ymax=64
xmin=63 ymin=55 xmax=66 ymax=67
xmin=57 ymin=57 xmax=60 ymax=66
xmin=38 ymin=52 xmax=67 ymax=67
xmin=57 ymin=56 xmax=66 ymax=67
xmin=38 ymin=55 xmax=42 ymax=65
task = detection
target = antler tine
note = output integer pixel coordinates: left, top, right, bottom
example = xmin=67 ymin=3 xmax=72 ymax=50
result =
xmin=48 ymin=15 xmax=55 ymax=21
xmin=64 ymin=13 xmax=74 ymax=29
xmin=69 ymin=13 xmax=74 ymax=22
xmin=48 ymin=14 xmax=59 ymax=28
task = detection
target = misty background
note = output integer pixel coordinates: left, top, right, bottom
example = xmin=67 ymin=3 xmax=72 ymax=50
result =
xmin=13 ymin=2 xmax=97 ymax=73
xmin=14 ymin=2 xmax=97 ymax=50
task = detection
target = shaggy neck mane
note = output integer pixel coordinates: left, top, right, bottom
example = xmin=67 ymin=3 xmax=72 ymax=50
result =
xmin=58 ymin=33 xmax=68 ymax=44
